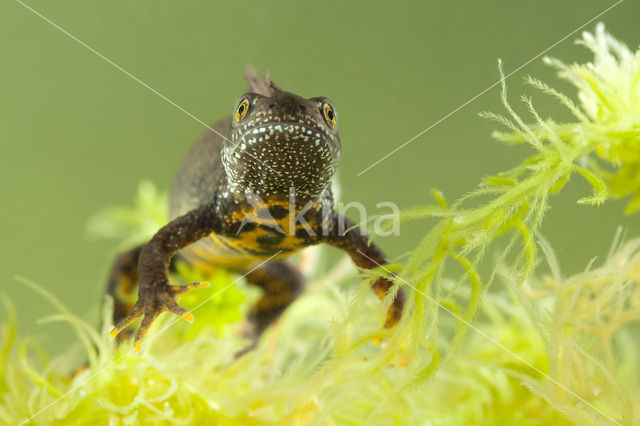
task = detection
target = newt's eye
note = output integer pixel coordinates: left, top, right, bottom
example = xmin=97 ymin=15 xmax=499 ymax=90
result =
xmin=322 ymin=103 xmax=337 ymax=128
xmin=234 ymin=98 xmax=250 ymax=122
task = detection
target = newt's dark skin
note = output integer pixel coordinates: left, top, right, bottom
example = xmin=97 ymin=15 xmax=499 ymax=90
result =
xmin=107 ymin=70 xmax=405 ymax=352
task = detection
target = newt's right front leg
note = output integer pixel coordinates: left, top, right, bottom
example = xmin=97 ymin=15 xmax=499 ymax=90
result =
xmin=109 ymin=204 xmax=221 ymax=352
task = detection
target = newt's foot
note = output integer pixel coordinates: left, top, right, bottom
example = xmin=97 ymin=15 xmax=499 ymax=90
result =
xmin=109 ymin=281 xmax=210 ymax=352
xmin=233 ymin=320 xmax=263 ymax=359
xmin=372 ymin=276 xmax=405 ymax=328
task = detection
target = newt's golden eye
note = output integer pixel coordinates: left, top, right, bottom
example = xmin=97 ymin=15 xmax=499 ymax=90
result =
xmin=323 ymin=103 xmax=337 ymax=128
xmin=235 ymin=98 xmax=250 ymax=122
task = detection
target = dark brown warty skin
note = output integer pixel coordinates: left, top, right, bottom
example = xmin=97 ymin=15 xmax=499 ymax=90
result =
xmin=106 ymin=69 xmax=405 ymax=352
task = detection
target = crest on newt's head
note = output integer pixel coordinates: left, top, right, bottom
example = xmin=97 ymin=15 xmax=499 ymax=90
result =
xmin=221 ymin=67 xmax=341 ymax=200
xmin=244 ymin=66 xmax=282 ymax=97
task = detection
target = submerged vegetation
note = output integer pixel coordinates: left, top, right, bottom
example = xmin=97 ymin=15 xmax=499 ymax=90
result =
xmin=1 ymin=24 xmax=639 ymax=425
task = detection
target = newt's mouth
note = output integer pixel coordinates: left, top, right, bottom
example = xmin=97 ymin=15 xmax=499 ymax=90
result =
xmin=237 ymin=121 xmax=334 ymax=150
xmin=232 ymin=122 xmax=340 ymax=162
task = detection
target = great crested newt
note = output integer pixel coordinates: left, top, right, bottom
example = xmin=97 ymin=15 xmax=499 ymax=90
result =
xmin=107 ymin=69 xmax=405 ymax=352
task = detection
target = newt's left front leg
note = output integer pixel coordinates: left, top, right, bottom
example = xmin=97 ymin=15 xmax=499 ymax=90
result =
xmin=323 ymin=214 xmax=405 ymax=327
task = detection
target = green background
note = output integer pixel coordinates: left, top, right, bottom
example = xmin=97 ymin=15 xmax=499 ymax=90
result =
xmin=1 ymin=0 xmax=638 ymax=352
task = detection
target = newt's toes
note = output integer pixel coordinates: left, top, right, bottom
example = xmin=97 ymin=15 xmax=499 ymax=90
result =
xmin=109 ymin=281 xmax=209 ymax=351
xmin=109 ymin=303 xmax=143 ymax=339
xmin=170 ymin=281 xmax=210 ymax=296
xmin=133 ymin=309 xmax=161 ymax=352
xmin=165 ymin=301 xmax=195 ymax=323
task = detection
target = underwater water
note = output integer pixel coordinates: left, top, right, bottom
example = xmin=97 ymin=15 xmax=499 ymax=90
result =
xmin=1 ymin=1 xmax=639 ymax=424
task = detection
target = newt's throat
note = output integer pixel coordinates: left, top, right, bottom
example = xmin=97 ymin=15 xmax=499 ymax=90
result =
xmin=223 ymin=125 xmax=338 ymax=197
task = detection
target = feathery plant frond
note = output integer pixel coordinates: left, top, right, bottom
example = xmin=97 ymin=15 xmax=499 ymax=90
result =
xmin=367 ymin=23 xmax=640 ymax=422
xmin=511 ymin=230 xmax=640 ymax=425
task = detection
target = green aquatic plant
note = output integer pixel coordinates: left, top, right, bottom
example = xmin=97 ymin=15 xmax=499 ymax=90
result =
xmin=517 ymin=232 xmax=640 ymax=425
xmin=1 ymin=23 xmax=639 ymax=425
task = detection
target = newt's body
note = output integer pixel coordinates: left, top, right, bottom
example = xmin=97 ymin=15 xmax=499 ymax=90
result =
xmin=108 ymin=70 xmax=404 ymax=351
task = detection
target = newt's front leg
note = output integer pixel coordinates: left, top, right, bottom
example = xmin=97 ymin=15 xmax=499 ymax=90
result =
xmin=324 ymin=214 xmax=405 ymax=327
xmin=109 ymin=204 xmax=221 ymax=351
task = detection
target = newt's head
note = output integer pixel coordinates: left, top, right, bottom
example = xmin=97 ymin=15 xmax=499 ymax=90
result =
xmin=222 ymin=71 xmax=341 ymax=199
